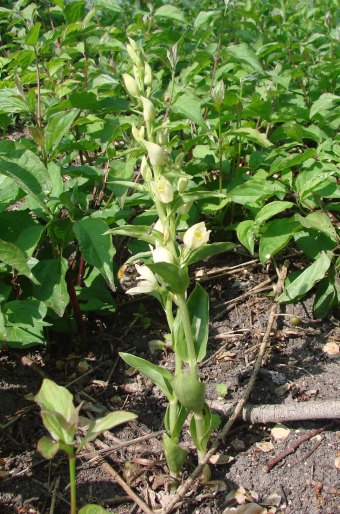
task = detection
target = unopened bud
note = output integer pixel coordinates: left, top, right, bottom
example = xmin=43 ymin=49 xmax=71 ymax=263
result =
xmin=144 ymin=62 xmax=153 ymax=87
xmin=141 ymin=96 xmax=156 ymax=122
xmin=156 ymin=128 xmax=168 ymax=146
xmin=164 ymin=91 xmax=171 ymax=103
xmin=122 ymin=73 xmax=140 ymax=97
xmin=177 ymin=177 xmax=188 ymax=193
xmin=212 ymin=80 xmax=225 ymax=106
xmin=140 ymin=155 xmax=152 ymax=182
xmin=143 ymin=140 xmax=165 ymax=166
xmin=131 ymin=124 xmax=144 ymax=142
xmin=126 ymin=43 xmax=143 ymax=69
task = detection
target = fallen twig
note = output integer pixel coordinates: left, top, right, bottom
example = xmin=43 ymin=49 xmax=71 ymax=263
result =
xmin=306 ymin=480 xmax=340 ymax=496
xmin=85 ymin=442 xmax=154 ymax=514
xmin=160 ymin=262 xmax=288 ymax=514
xmin=209 ymin=399 xmax=340 ymax=424
xmin=263 ymin=424 xmax=332 ymax=472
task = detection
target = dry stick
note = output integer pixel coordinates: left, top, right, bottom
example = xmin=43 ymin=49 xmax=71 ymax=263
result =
xmin=160 ymin=263 xmax=288 ymax=514
xmin=85 ymin=443 xmax=154 ymax=514
xmin=264 ymin=424 xmax=332 ymax=473
xmin=209 ymin=399 xmax=340 ymax=424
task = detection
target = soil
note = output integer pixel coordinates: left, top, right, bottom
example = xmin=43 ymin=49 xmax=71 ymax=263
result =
xmin=0 ymin=253 xmax=339 ymax=514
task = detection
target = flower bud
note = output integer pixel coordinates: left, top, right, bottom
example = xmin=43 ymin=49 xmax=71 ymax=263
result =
xmin=143 ymin=141 xmax=165 ymax=166
xmin=152 ymin=246 xmax=174 ymax=264
xmin=140 ymin=155 xmax=152 ymax=182
xmin=144 ymin=61 xmax=153 ymax=87
xmin=152 ymin=177 xmax=174 ymax=204
xmin=131 ymin=124 xmax=144 ymax=142
xmin=128 ymin=37 xmax=138 ymax=51
xmin=141 ymin=96 xmax=156 ymax=122
xmin=212 ymin=80 xmax=225 ymax=106
xmin=177 ymin=177 xmax=188 ymax=193
xmin=122 ymin=73 xmax=140 ymax=97
xmin=164 ymin=91 xmax=171 ymax=103
xmin=156 ymin=128 xmax=168 ymax=146
xmin=183 ymin=222 xmax=210 ymax=250
xmin=126 ymin=43 xmax=143 ymax=69
xmin=153 ymin=218 xmax=164 ymax=234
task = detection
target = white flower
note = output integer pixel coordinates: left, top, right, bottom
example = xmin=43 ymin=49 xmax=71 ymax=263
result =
xmin=152 ymin=177 xmax=173 ymax=204
xmin=122 ymin=73 xmax=140 ymax=97
xmin=126 ymin=43 xmax=143 ymax=68
xmin=126 ymin=264 xmax=158 ymax=295
xmin=143 ymin=141 xmax=165 ymax=166
xmin=141 ymin=96 xmax=156 ymax=122
xmin=183 ymin=222 xmax=211 ymax=250
xmin=151 ymin=246 xmax=173 ymax=264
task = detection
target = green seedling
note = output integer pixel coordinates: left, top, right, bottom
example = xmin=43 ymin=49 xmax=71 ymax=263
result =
xmin=35 ymin=379 xmax=137 ymax=514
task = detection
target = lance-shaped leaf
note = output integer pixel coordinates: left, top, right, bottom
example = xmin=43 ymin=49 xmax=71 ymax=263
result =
xmin=185 ymin=242 xmax=237 ymax=266
xmin=105 ymin=225 xmax=164 ymax=245
xmin=119 ymin=353 xmax=174 ymax=400
xmin=189 ymin=403 xmax=212 ymax=452
xmin=74 ymin=218 xmax=116 ymax=291
xmin=254 ymin=201 xmax=294 ymax=227
xmin=78 ymin=411 xmax=137 ymax=451
xmin=314 ymin=269 xmax=338 ymax=319
xmin=259 ymin=218 xmax=301 ymax=263
xmin=228 ymin=127 xmax=272 ymax=148
xmin=0 ymin=239 xmax=39 ymax=284
xmin=44 ymin=110 xmax=78 ymax=152
xmin=237 ymin=220 xmax=255 ymax=255
xmin=279 ymin=252 xmax=331 ymax=303
xmin=33 ymin=258 xmax=69 ymax=317
xmin=173 ymin=283 xmax=209 ymax=363
xmin=146 ymin=263 xmax=189 ymax=295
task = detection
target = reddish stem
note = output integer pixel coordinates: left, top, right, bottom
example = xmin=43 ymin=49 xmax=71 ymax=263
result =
xmin=77 ymin=255 xmax=86 ymax=287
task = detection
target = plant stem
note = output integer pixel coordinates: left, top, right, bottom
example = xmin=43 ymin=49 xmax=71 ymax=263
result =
xmin=68 ymin=452 xmax=77 ymax=514
xmin=176 ymin=295 xmax=197 ymax=374
xmin=218 ymin=107 xmax=223 ymax=193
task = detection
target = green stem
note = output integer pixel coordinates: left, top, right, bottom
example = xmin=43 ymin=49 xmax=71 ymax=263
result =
xmin=68 ymin=452 xmax=77 ymax=514
xmin=176 ymin=295 xmax=197 ymax=374
xmin=193 ymin=412 xmax=206 ymax=463
xmin=218 ymin=107 xmax=223 ymax=193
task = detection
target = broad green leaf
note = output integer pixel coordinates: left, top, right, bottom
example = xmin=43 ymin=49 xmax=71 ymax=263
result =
xmin=92 ymin=0 xmax=122 ymax=12
xmin=25 ymin=22 xmax=41 ymax=46
xmin=147 ymin=262 xmax=189 ymax=295
xmin=37 ymin=436 xmax=59 ymax=459
xmin=163 ymin=434 xmax=187 ymax=475
xmin=310 ymin=93 xmax=339 ymax=119
xmin=33 ymin=258 xmax=69 ymax=317
xmin=228 ymin=127 xmax=272 ymax=148
xmin=294 ymin=229 xmax=336 ymax=260
xmin=73 ymin=218 xmax=116 ymax=291
xmin=194 ymin=10 xmax=219 ymax=29
xmin=154 ymin=5 xmax=186 ymax=23
xmin=185 ymin=242 xmax=237 ymax=266
xmin=0 ymin=211 xmax=43 ymax=257
xmin=79 ymin=506 xmax=109 ymax=514
xmin=172 ymin=94 xmax=205 ymax=128
xmin=35 ymin=379 xmax=75 ymax=424
xmin=40 ymin=409 xmax=75 ymax=446
xmin=78 ymin=411 xmax=137 ymax=450
xmin=236 ymin=220 xmax=255 ymax=254
xmin=106 ymin=225 xmax=163 ymax=245
xmin=0 ymin=90 xmax=28 ymax=114
xmin=119 ymin=353 xmax=173 ymax=400
xmin=270 ymin=148 xmax=316 ymax=175
xmin=299 ymin=212 xmax=337 ymax=241
xmin=0 ymin=239 xmax=38 ymax=283
xmin=278 ymin=252 xmax=331 ymax=303
xmin=259 ymin=218 xmax=301 ymax=263
xmin=228 ymin=179 xmax=286 ymax=205
xmin=44 ymin=110 xmax=78 ymax=152
xmin=2 ymin=299 xmax=48 ymax=348
xmin=226 ymin=43 xmax=263 ymax=72
xmin=314 ymin=271 xmax=337 ymax=319
xmin=255 ymin=201 xmax=294 ymax=226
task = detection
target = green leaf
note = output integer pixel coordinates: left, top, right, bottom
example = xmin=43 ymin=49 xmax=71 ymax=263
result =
xmin=73 ymin=218 xmax=116 ymax=291
xmin=0 ymin=89 xmax=28 ymax=114
xmin=2 ymin=300 xmax=48 ymax=348
xmin=228 ymin=179 xmax=286 ymax=205
xmin=314 ymin=271 xmax=337 ymax=319
xmin=236 ymin=220 xmax=255 ymax=255
xmin=78 ymin=411 xmax=137 ymax=451
xmin=278 ymin=252 xmax=331 ymax=303
xmin=270 ymin=148 xmax=316 ymax=175
xmin=185 ymin=242 xmax=237 ymax=266
xmin=163 ymin=434 xmax=187 ymax=475
xmin=226 ymin=43 xmax=263 ymax=72
xmin=79 ymin=506 xmax=109 ymax=514
xmin=147 ymin=262 xmax=189 ymax=295
xmin=310 ymin=93 xmax=339 ymax=119
xmin=37 ymin=436 xmax=59 ymax=459
xmin=35 ymin=379 xmax=75 ymax=425
xmin=189 ymin=403 xmax=212 ymax=452
xmin=154 ymin=5 xmax=186 ymax=23
xmin=194 ymin=10 xmax=219 ymax=29
xmin=255 ymin=201 xmax=294 ymax=226
xmin=93 ymin=0 xmax=122 ymax=12
xmin=294 ymin=229 xmax=336 ymax=260
xmin=44 ymin=110 xmax=78 ymax=152
xmin=259 ymin=218 xmax=300 ymax=263
xmin=299 ymin=212 xmax=337 ymax=241
xmin=172 ymin=93 xmax=206 ymax=128
xmin=119 ymin=353 xmax=174 ymax=400
xmin=0 ymin=239 xmax=38 ymax=283
xmin=25 ymin=22 xmax=41 ymax=46
xmin=105 ymin=225 xmax=163 ymax=245
xmin=228 ymin=127 xmax=272 ymax=148
xmin=33 ymin=258 xmax=69 ymax=317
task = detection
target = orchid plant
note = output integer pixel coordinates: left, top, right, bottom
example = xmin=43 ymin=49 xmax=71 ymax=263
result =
xmin=107 ymin=40 xmax=236 ymax=480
